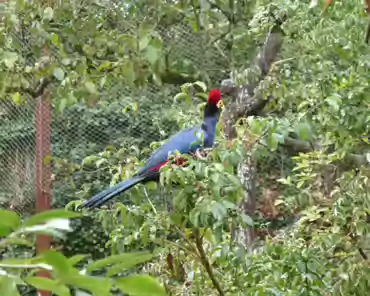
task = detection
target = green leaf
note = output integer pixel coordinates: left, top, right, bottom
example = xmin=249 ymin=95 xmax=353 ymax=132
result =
xmin=11 ymin=92 xmax=22 ymax=105
xmin=82 ymin=44 xmax=96 ymax=57
xmin=194 ymin=81 xmax=207 ymax=92
xmin=199 ymin=0 xmax=211 ymax=10
xmin=0 ymin=210 xmax=21 ymax=236
xmin=84 ymin=81 xmax=97 ymax=94
xmin=132 ymin=102 xmax=139 ymax=113
xmin=115 ymin=275 xmax=166 ymax=296
xmin=95 ymin=158 xmax=107 ymax=168
xmin=0 ymin=258 xmax=37 ymax=266
xmin=195 ymin=92 xmax=208 ymax=100
xmin=107 ymin=254 xmax=153 ymax=276
xmin=61 ymin=58 xmax=71 ymax=66
xmin=86 ymin=251 xmax=153 ymax=274
xmin=214 ymin=163 xmax=224 ymax=172
xmin=82 ymin=155 xmax=99 ymax=166
xmin=50 ymin=33 xmax=60 ymax=47
xmin=297 ymin=101 xmax=310 ymax=111
xmin=0 ymin=237 xmax=32 ymax=247
xmin=53 ymin=68 xmax=65 ymax=81
xmin=59 ymin=98 xmax=67 ymax=113
xmin=325 ymin=96 xmax=342 ymax=111
xmin=145 ymin=45 xmax=160 ymax=65
xmin=100 ymin=76 xmax=107 ymax=88
xmin=98 ymin=61 xmax=112 ymax=71
xmin=19 ymin=224 xmax=68 ymax=239
xmin=25 ymin=66 xmax=33 ymax=73
xmin=211 ymin=202 xmax=227 ymax=221
xmin=139 ymin=35 xmax=151 ymax=50
xmin=23 ymin=210 xmax=80 ymax=227
xmin=266 ymin=133 xmax=280 ymax=150
xmin=25 ymin=277 xmax=71 ymax=296
xmin=295 ymin=122 xmax=312 ymax=141
xmin=42 ymin=250 xmax=76 ymax=277
xmin=241 ymin=214 xmax=254 ymax=226
xmin=67 ymin=275 xmax=112 ymax=295
xmin=180 ymin=83 xmax=193 ymax=93
xmin=68 ymin=255 xmax=88 ymax=266
xmin=189 ymin=209 xmax=200 ymax=227
xmin=118 ymin=34 xmax=136 ymax=50
xmin=123 ymin=61 xmax=136 ymax=86
xmin=247 ymin=117 xmax=263 ymax=135
xmin=43 ymin=7 xmax=54 ymax=20
xmin=3 ymin=52 xmax=18 ymax=68
xmin=173 ymin=92 xmax=190 ymax=103
xmin=0 ymin=277 xmax=20 ymax=296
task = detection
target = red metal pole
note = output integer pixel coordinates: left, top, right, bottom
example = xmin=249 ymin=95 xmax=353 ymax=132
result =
xmin=35 ymin=89 xmax=52 ymax=296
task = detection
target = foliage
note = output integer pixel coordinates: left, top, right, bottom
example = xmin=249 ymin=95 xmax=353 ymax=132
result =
xmin=1 ymin=0 xmax=370 ymax=295
xmin=0 ymin=209 xmax=166 ymax=296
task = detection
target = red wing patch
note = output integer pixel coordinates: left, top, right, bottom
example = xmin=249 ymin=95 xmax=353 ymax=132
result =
xmin=147 ymin=151 xmax=209 ymax=172
xmin=148 ymin=160 xmax=169 ymax=172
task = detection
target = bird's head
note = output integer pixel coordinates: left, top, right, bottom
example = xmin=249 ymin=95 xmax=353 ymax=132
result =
xmin=203 ymin=88 xmax=224 ymax=118
xmin=207 ymin=89 xmax=224 ymax=110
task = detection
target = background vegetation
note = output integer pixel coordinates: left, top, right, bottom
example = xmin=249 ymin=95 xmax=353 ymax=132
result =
xmin=0 ymin=0 xmax=370 ymax=295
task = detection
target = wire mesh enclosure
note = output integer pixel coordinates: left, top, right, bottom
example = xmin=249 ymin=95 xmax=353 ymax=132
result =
xmin=0 ymin=97 xmax=36 ymax=214
xmin=0 ymin=13 xmax=233 ymax=216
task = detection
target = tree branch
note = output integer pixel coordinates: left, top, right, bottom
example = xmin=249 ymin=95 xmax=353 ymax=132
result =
xmin=7 ymin=78 xmax=51 ymax=98
xmin=222 ymin=19 xmax=285 ymax=138
xmin=205 ymin=0 xmax=233 ymax=23
xmin=157 ymin=71 xmax=201 ymax=85
xmin=282 ymin=136 xmax=369 ymax=168
xmin=194 ymin=229 xmax=225 ymax=296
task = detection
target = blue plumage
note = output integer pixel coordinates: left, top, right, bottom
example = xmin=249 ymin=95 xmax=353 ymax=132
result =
xmin=80 ymin=89 xmax=223 ymax=209
xmin=137 ymin=126 xmax=204 ymax=175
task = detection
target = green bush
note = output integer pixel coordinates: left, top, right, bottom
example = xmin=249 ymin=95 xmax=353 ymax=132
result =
xmin=0 ymin=209 xmax=166 ymax=296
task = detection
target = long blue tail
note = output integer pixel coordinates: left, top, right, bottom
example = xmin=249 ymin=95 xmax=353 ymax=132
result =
xmin=79 ymin=175 xmax=145 ymax=209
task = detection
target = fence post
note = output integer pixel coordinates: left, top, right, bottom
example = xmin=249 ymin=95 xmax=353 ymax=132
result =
xmin=35 ymin=80 xmax=52 ymax=296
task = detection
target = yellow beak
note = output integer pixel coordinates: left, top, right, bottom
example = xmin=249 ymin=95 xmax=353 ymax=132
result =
xmin=217 ymin=100 xmax=224 ymax=109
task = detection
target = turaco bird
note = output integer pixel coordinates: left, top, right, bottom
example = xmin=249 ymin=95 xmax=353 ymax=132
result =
xmin=80 ymin=89 xmax=224 ymax=209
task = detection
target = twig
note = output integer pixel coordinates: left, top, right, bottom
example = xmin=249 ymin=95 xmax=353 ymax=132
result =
xmin=190 ymin=0 xmax=202 ymax=31
xmin=174 ymin=226 xmax=199 ymax=254
xmin=365 ymin=20 xmax=370 ymax=43
xmin=143 ymin=188 xmax=157 ymax=215
xmin=164 ymin=239 xmax=198 ymax=258
xmin=358 ymin=247 xmax=368 ymax=260
xmin=205 ymin=0 xmax=233 ymax=23
xmin=194 ymin=229 xmax=225 ymax=296
xmin=7 ymin=78 xmax=51 ymax=98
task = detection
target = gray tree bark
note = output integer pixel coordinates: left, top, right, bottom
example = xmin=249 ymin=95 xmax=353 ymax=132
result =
xmin=221 ymin=21 xmax=285 ymax=248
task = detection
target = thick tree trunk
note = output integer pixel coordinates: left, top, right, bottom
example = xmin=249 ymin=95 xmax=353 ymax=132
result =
xmin=235 ymin=154 xmax=257 ymax=249
xmin=221 ymin=21 xmax=285 ymax=248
